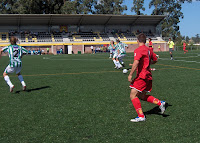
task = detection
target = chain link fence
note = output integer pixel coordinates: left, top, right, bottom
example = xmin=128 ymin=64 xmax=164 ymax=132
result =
xmin=174 ymin=45 xmax=200 ymax=51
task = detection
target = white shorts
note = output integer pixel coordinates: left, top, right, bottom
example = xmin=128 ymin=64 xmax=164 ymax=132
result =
xmin=113 ymin=53 xmax=118 ymax=59
xmin=4 ymin=65 xmax=22 ymax=74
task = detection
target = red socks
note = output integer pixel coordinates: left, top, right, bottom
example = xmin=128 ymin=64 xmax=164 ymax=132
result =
xmin=131 ymin=98 xmax=145 ymax=118
xmin=131 ymin=96 xmax=162 ymax=117
xmin=145 ymin=95 xmax=161 ymax=106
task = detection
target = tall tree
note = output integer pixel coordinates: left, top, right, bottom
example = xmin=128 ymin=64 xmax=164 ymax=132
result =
xmin=61 ymin=0 xmax=95 ymax=14
xmin=12 ymin=0 xmax=44 ymax=14
xmin=175 ymin=32 xmax=185 ymax=45
xmin=194 ymin=34 xmax=200 ymax=44
xmin=42 ymin=0 xmax=65 ymax=14
xmin=0 ymin=0 xmax=65 ymax=14
xmin=94 ymin=0 xmax=127 ymax=15
xmin=0 ymin=0 xmax=16 ymax=14
xmin=61 ymin=0 xmax=77 ymax=14
xmin=131 ymin=0 xmax=145 ymax=15
xmin=185 ymin=36 xmax=190 ymax=43
xmin=149 ymin=0 xmax=192 ymax=40
xmin=81 ymin=0 xmax=96 ymax=14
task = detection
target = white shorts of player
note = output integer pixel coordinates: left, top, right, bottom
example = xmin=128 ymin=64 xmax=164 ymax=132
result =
xmin=4 ymin=65 xmax=22 ymax=74
xmin=117 ymin=54 xmax=126 ymax=59
xmin=113 ymin=53 xmax=118 ymax=59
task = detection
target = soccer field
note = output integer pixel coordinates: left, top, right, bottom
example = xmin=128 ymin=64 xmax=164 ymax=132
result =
xmin=0 ymin=51 xmax=199 ymax=142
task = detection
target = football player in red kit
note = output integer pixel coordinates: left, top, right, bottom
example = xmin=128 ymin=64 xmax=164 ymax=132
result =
xmin=128 ymin=33 xmax=166 ymax=122
xmin=183 ymin=42 xmax=188 ymax=54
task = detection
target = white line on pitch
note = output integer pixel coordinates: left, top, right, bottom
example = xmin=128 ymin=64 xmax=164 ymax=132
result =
xmin=159 ymin=58 xmax=200 ymax=64
xmin=43 ymin=58 xmax=110 ymax=61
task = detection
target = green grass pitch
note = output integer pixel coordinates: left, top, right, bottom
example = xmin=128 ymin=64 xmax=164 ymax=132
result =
xmin=0 ymin=51 xmax=199 ymax=142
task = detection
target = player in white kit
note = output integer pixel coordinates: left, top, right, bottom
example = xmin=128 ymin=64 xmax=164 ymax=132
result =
xmin=0 ymin=36 xmax=27 ymax=92
xmin=108 ymin=41 xmax=114 ymax=59
xmin=115 ymin=39 xmax=127 ymax=67
xmin=110 ymin=40 xmax=123 ymax=69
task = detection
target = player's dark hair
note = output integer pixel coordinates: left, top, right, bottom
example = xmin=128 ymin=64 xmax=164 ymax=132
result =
xmin=137 ymin=33 xmax=146 ymax=43
xmin=149 ymin=38 xmax=152 ymax=41
xmin=10 ymin=36 xmax=18 ymax=45
xmin=116 ymin=39 xmax=120 ymax=43
xmin=110 ymin=40 xmax=114 ymax=44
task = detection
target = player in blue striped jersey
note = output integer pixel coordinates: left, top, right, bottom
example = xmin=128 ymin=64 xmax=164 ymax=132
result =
xmin=0 ymin=36 xmax=27 ymax=92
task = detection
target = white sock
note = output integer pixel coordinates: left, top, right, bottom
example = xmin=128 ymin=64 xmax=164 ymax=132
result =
xmin=116 ymin=61 xmax=122 ymax=68
xmin=113 ymin=60 xmax=117 ymax=67
xmin=18 ymin=75 xmax=26 ymax=86
xmin=110 ymin=53 xmax=112 ymax=58
xmin=4 ymin=75 xmax=14 ymax=87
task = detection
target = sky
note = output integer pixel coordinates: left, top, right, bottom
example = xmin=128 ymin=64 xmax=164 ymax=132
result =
xmin=123 ymin=0 xmax=200 ymax=38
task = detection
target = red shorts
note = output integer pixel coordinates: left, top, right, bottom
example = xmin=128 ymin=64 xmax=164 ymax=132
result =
xmin=149 ymin=47 xmax=153 ymax=52
xmin=183 ymin=47 xmax=186 ymax=50
xmin=129 ymin=78 xmax=152 ymax=93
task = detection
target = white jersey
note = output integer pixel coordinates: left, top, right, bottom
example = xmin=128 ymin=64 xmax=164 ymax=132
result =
xmin=2 ymin=45 xmax=27 ymax=67
xmin=115 ymin=42 xmax=127 ymax=55
xmin=108 ymin=44 xmax=115 ymax=53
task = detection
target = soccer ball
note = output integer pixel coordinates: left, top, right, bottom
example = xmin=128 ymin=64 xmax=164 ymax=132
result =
xmin=123 ymin=69 xmax=128 ymax=74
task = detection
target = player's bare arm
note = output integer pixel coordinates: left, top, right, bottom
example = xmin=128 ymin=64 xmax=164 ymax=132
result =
xmin=151 ymin=53 xmax=158 ymax=64
xmin=151 ymin=60 xmax=157 ymax=64
xmin=0 ymin=49 xmax=3 ymax=58
xmin=111 ymin=43 xmax=115 ymax=49
xmin=128 ymin=60 xmax=139 ymax=82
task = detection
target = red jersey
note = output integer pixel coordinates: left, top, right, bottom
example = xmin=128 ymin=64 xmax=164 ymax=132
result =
xmin=134 ymin=45 xmax=157 ymax=80
xmin=183 ymin=43 xmax=186 ymax=48
xmin=149 ymin=41 xmax=153 ymax=47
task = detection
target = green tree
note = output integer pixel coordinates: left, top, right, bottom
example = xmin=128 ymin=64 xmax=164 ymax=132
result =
xmin=61 ymin=1 xmax=77 ymax=14
xmin=195 ymin=34 xmax=200 ymax=44
xmin=0 ymin=0 xmax=65 ymax=14
xmin=81 ymin=0 xmax=95 ymax=14
xmin=0 ymin=0 xmax=16 ymax=14
xmin=42 ymin=0 xmax=65 ymax=14
xmin=149 ymin=0 xmax=192 ymax=40
xmin=12 ymin=0 xmax=44 ymax=14
xmin=175 ymin=31 xmax=185 ymax=46
xmin=131 ymin=0 xmax=145 ymax=15
xmin=94 ymin=0 xmax=127 ymax=15
xmin=185 ymin=36 xmax=190 ymax=43
xmin=192 ymin=34 xmax=200 ymax=44
xmin=61 ymin=0 xmax=95 ymax=14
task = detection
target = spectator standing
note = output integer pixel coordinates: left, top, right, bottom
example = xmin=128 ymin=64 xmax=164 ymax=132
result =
xmin=91 ymin=45 xmax=94 ymax=54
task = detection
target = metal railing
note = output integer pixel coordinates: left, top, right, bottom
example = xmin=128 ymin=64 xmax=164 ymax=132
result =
xmin=174 ymin=45 xmax=200 ymax=51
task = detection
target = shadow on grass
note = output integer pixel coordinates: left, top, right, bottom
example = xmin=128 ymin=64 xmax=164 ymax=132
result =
xmin=144 ymin=103 xmax=172 ymax=117
xmin=15 ymin=86 xmax=51 ymax=94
